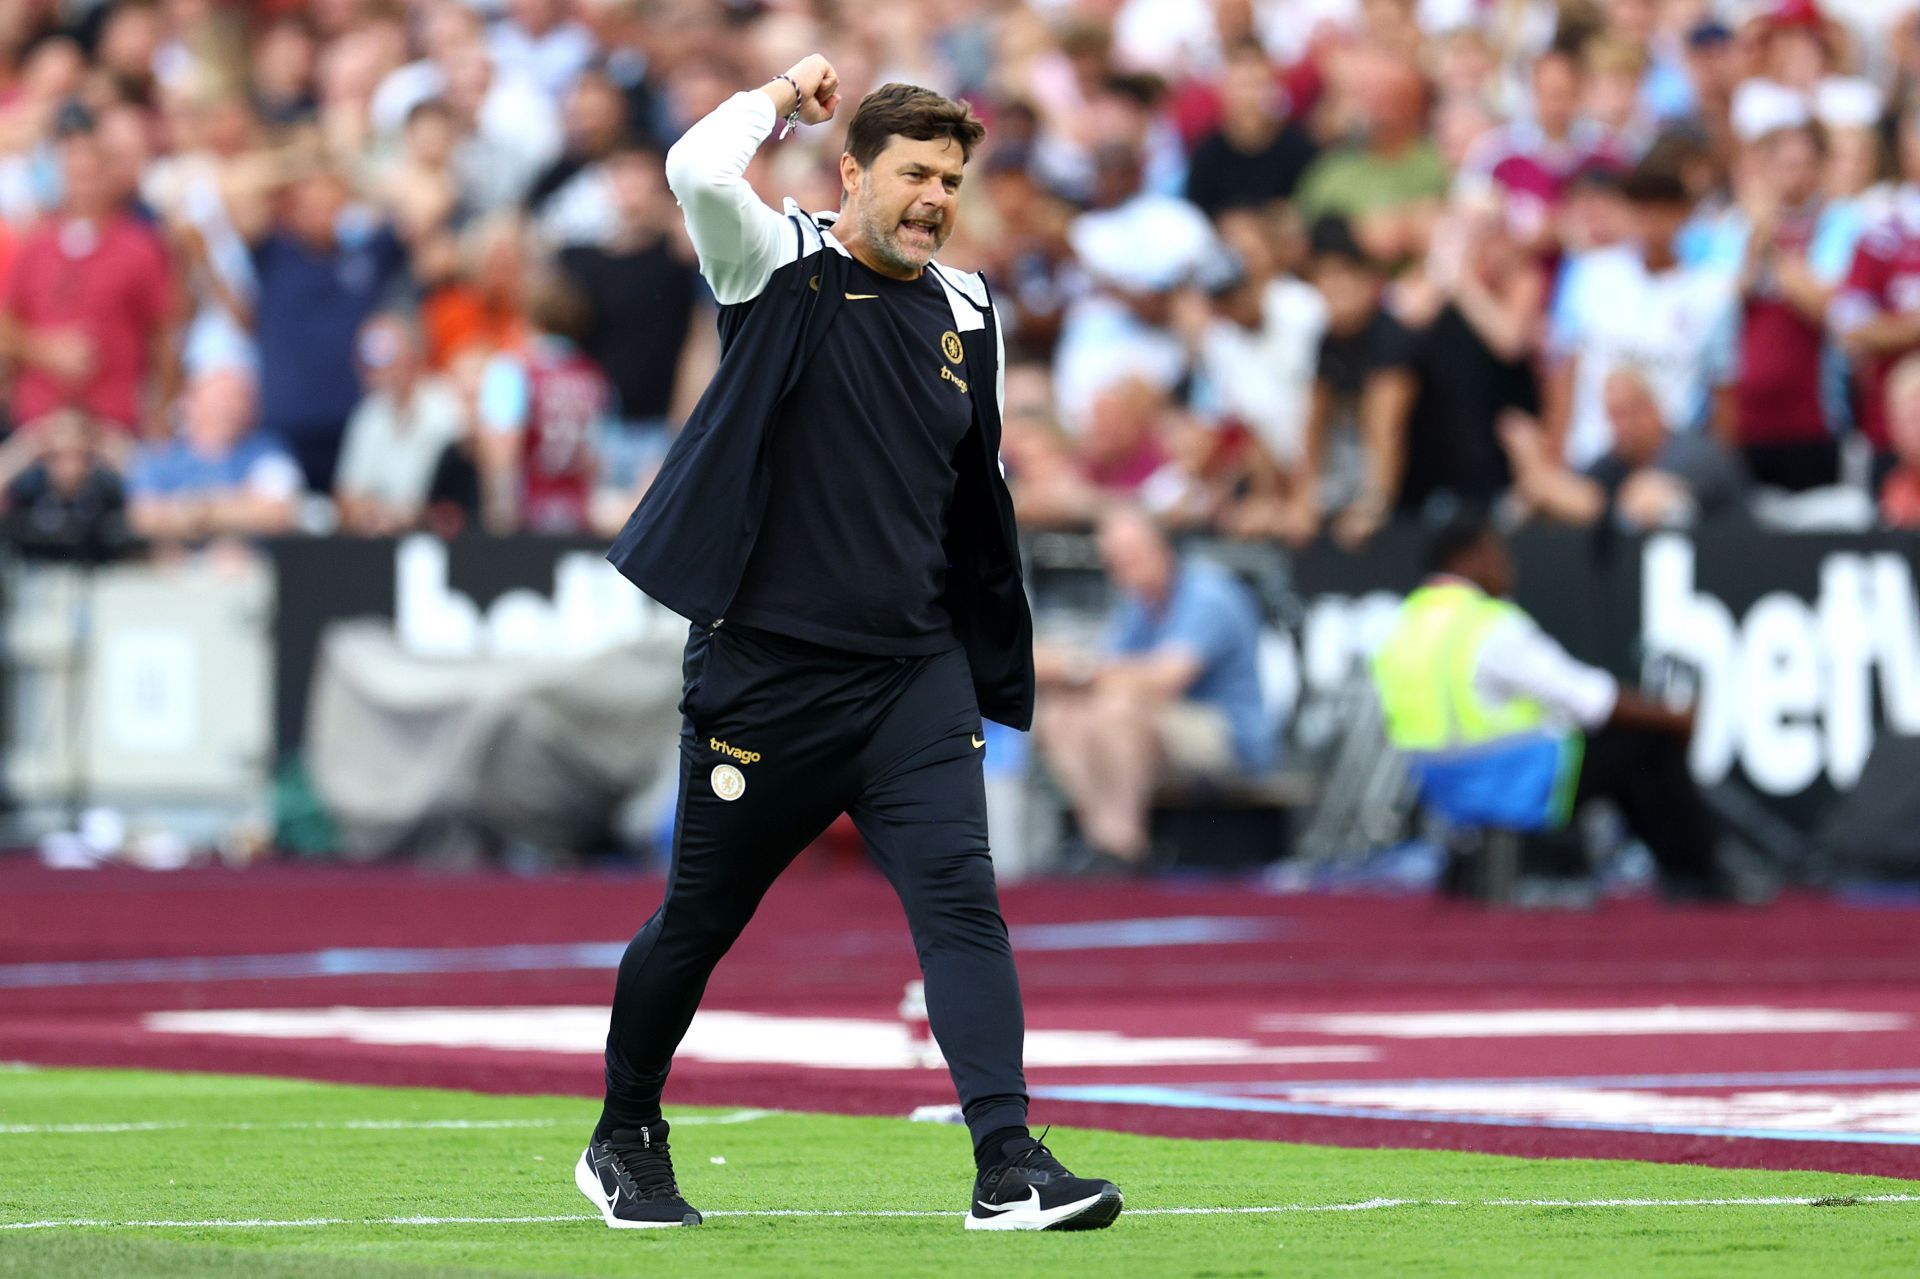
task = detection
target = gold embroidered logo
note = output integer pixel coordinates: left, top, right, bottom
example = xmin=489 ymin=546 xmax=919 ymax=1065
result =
xmin=711 ymin=764 xmax=745 ymax=801
xmin=709 ymin=737 xmax=762 ymax=764
xmin=940 ymin=365 xmax=969 ymax=394
xmin=808 ymin=276 xmax=819 ymax=291
xmin=846 ymin=292 xmax=878 ymax=300
xmin=970 ymin=734 xmax=986 ymax=749
xmin=941 ymin=330 xmax=964 ymax=363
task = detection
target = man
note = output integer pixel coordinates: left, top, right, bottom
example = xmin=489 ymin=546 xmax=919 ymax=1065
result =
xmin=1372 ymin=520 xmax=1742 ymax=901
xmin=476 ymin=275 xmax=609 ymax=535
xmin=1182 ymin=41 xmax=1317 ymax=220
xmin=557 ymin=143 xmax=704 ymax=494
xmin=1504 ymin=368 xmax=1747 ymax=530
xmin=231 ymin=163 xmax=411 ymax=493
xmin=1293 ymin=53 xmax=1449 ymax=267
xmin=125 ymin=366 xmax=302 ymax=549
xmin=1832 ymin=109 xmax=1920 ymax=478
xmin=588 ymin=56 xmax=1122 ymax=1233
xmin=333 ymin=313 xmax=467 ymax=536
xmin=1288 ymin=217 xmax=1418 ymax=548
xmin=1546 ymin=161 xmax=1735 ymax=470
xmin=1035 ymin=507 xmax=1269 ymax=872
xmin=0 ymin=114 xmax=180 ymax=436
xmin=1716 ymin=110 xmax=1858 ymax=491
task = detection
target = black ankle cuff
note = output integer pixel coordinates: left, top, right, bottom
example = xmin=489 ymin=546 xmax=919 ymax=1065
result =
xmin=974 ymin=1124 xmax=1031 ymax=1170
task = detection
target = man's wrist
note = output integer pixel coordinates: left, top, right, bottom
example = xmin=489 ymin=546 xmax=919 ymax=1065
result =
xmin=765 ymin=75 xmax=802 ymax=115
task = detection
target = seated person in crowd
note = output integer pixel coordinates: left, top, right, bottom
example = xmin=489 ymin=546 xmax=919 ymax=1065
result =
xmin=1034 ymin=506 xmax=1270 ymax=873
xmin=1372 ymin=519 xmax=1755 ymax=902
xmin=476 ymin=276 xmax=610 ymax=535
xmin=1878 ymin=353 xmax=1920 ymax=528
xmin=334 ymin=312 xmax=468 ymax=536
xmin=126 ymin=366 xmax=302 ymax=548
xmin=1502 ymin=368 xmax=1746 ymax=529
xmin=0 ymin=408 xmax=132 ymax=563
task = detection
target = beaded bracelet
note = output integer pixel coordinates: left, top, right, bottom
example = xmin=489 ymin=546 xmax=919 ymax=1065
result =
xmin=773 ymin=73 xmax=804 ymax=139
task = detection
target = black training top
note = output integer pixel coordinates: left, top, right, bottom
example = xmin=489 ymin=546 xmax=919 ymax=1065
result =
xmin=724 ymin=254 xmax=976 ymax=655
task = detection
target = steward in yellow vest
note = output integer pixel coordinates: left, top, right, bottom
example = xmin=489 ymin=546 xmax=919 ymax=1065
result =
xmin=1371 ymin=520 xmax=1752 ymax=901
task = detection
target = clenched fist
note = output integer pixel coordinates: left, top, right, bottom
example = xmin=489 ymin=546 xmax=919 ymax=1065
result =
xmin=767 ymin=54 xmax=842 ymax=125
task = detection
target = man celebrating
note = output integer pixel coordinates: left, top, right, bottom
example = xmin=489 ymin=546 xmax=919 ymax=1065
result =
xmin=582 ymin=55 xmax=1123 ymax=1233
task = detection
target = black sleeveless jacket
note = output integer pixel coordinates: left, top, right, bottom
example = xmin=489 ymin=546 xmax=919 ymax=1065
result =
xmin=606 ymin=217 xmax=1035 ymax=729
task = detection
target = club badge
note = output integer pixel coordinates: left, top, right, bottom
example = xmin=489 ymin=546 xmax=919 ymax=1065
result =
xmin=711 ymin=764 xmax=746 ymax=802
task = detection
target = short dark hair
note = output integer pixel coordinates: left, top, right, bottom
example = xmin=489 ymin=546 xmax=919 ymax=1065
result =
xmin=1426 ymin=516 xmax=1497 ymax=576
xmin=844 ymin=83 xmax=986 ymax=169
xmin=1308 ymin=215 xmax=1372 ymax=269
xmin=1621 ymin=161 xmax=1691 ymax=208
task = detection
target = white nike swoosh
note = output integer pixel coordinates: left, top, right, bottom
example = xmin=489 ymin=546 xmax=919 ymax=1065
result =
xmin=845 ymin=292 xmax=879 ymax=300
xmin=975 ymin=1186 xmax=1040 ymax=1214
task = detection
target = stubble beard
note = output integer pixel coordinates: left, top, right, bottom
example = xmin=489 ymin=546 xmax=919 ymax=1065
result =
xmin=857 ymin=196 xmax=942 ymax=274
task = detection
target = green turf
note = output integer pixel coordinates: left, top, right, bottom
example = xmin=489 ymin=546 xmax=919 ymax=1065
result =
xmin=1 ymin=1068 xmax=1916 ymax=1277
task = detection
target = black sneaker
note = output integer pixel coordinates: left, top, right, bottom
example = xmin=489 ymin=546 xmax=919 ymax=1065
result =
xmin=574 ymin=1122 xmax=703 ymax=1229
xmin=966 ymin=1134 xmax=1123 ymax=1232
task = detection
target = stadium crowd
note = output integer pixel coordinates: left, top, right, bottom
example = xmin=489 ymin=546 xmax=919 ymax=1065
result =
xmin=4 ymin=0 xmax=1920 ymax=558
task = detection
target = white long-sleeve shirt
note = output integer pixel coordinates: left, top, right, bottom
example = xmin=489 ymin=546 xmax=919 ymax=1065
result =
xmin=663 ymin=90 xmax=1007 ymax=414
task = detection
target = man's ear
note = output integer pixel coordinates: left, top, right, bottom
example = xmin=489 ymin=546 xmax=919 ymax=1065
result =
xmin=838 ymin=151 xmax=860 ymax=205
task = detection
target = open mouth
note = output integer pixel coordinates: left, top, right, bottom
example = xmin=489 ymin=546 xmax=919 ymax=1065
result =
xmin=898 ymin=217 xmax=940 ymax=247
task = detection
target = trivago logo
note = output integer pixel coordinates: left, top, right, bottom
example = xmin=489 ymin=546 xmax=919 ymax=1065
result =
xmin=1642 ymin=535 xmax=1920 ymax=795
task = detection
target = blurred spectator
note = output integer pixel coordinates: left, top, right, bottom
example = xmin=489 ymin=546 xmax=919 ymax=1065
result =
xmin=556 ymin=144 xmax=704 ymax=494
xmin=442 ymin=41 xmax=564 ymax=214
xmin=527 ymin=67 xmax=634 ymax=247
xmin=1178 ymin=209 xmax=1326 ymax=479
xmin=1716 ymin=115 xmax=1860 ymax=491
xmin=126 ymin=366 xmax=302 ymax=548
xmin=973 ymin=141 xmax=1075 ymax=362
xmin=379 ymin=98 xmax=468 ymax=246
xmin=1878 ymin=353 xmax=1920 ymax=527
xmin=333 ymin=313 xmax=467 ymax=537
xmin=1000 ymin=362 xmax=1101 ymax=528
xmin=1546 ymin=162 xmax=1735 ymax=470
xmin=1455 ymin=47 xmax=1618 ymax=256
xmin=229 ymin=161 xmax=410 ymax=493
xmin=0 ymin=116 xmax=180 ymax=435
xmin=422 ymin=213 xmax=530 ymax=370
xmin=1504 ymin=367 xmax=1747 ymax=530
xmin=1054 ymin=140 xmax=1219 ymax=427
xmin=1181 ymin=42 xmax=1317 ymax=220
xmin=1034 ymin=507 xmax=1269 ymax=872
xmin=251 ymin=14 xmax=320 ymax=128
xmin=488 ymin=0 xmax=596 ymax=102
xmin=1283 ymin=217 xmax=1418 ymax=548
xmin=1832 ymin=111 xmax=1920 ymax=478
xmin=476 ymin=275 xmax=609 ymax=535
xmin=1396 ymin=199 xmax=1546 ymax=520
xmin=1294 ymin=52 xmax=1448 ymax=266
xmin=0 ymin=409 xmax=132 ymax=564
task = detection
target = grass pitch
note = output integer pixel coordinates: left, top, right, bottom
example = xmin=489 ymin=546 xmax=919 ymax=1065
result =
xmin=1 ymin=1068 xmax=1916 ymax=1277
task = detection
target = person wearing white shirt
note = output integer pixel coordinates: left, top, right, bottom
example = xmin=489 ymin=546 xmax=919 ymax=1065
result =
xmin=1546 ymin=163 xmax=1736 ymax=469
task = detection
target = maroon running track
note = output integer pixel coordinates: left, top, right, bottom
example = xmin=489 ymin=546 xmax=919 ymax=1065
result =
xmin=4 ymin=858 xmax=1920 ymax=1178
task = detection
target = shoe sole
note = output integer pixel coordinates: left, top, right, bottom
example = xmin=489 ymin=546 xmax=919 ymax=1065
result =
xmin=574 ymin=1150 xmax=702 ymax=1228
xmin=965 ymin=1185 xmax=1124 ymax=1232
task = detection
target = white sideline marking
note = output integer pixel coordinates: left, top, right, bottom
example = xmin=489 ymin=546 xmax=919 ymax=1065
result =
xmin=0 ymin=1110 xmax=775 ymax=1136
xmin=143 ymin=1006 xmax=1373 ymax=1070
xmin=5 ymin=1195 xmax=1919 ymax=1229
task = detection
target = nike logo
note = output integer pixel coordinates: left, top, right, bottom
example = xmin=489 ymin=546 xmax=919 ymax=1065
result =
xmin=845 ymin=292 xmax=878 ymax=300
xmin=976 ymin=1187 xmax=1040 ymax=1214
xmin=970 ymin=735 xmax=986 ymax=749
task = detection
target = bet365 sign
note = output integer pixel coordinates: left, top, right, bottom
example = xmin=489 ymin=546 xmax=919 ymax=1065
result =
xmin=1643 ymin=535 xmax=1920 ymax=796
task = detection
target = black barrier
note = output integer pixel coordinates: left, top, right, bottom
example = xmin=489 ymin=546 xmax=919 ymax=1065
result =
xmin=266 ymin=527 xmax=1920 ymax=832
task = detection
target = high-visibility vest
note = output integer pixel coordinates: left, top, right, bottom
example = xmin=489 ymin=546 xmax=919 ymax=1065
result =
xmin=1371 ymin=581 xmax=1579 ymax=830
xmin=1371 ymin=581 xmax=1547 ymax=754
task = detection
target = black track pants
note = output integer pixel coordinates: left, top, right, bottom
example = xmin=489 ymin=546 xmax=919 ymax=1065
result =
xmin=597 ymin=624 xmax=1028 ymax=1147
